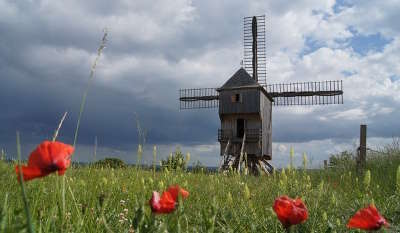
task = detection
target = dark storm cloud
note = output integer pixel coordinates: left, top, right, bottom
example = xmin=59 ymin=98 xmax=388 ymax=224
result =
xmin=0 ymin=0 xmax=223 ymax=150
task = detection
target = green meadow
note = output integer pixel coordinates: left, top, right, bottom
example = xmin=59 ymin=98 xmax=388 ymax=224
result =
xmin=0 ymin=148 xmax=399 ymax=232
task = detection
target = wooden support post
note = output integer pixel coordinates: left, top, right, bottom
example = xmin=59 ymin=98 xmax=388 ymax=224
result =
xmin=238 ymin=133 xmax=246 ymax=172
xmin=224 ymin=140 xmax=231 ymax=157
xmin=358 ymin=124 xmax=367 ymax=171
xmin=219 ymin=139 xmax=231 ymax=171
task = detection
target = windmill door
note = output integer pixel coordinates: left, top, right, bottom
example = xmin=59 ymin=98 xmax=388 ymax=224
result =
xmin=237 ymin=118 xmax=245 ymax=138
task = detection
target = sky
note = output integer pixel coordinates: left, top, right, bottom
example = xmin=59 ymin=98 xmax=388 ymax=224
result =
xmin=1 ymin=0 xmax=400 ymax=168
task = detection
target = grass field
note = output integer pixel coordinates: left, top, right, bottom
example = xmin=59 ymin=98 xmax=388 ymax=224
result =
xmin=0 ymin=149 xmax=399 ymax=233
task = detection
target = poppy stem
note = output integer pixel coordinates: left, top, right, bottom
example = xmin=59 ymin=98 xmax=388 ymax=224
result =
xmin=62 ymin=175 xmax=66 ymax=226
xmin=16 ymin=132 xmax=34 ymax=233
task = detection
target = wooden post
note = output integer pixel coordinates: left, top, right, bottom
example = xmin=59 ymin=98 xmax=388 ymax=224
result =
xmin=238 ymin=133 xmax=246 ymax=172
xmin=219 ymin=139 xmax=231 ymax=171
xmin=324 ymin=160 xmax=328 ymax=169
xmin=358 ymin=124 xmax=367 ymax=170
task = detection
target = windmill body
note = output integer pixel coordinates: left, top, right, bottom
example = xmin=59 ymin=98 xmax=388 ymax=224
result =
xmin=217 ymin=68 xmax=272 ymax=169
xmin=179 ymin=15 xmax=343 ymax=174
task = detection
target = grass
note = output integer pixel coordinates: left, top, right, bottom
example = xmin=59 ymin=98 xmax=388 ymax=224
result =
xmin=0 ymin=151 xmax=399 ymax=232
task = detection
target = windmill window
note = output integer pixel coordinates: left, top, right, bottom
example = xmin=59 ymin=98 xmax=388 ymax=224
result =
xmin=231 ymin=93 xmax=241 ymax=103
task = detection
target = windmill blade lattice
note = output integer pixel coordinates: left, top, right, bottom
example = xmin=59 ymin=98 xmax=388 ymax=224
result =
xmin=243 ymin=15 xmax=267 ymax=85
xmin=179 ymin=88 xmax=219 ymax=109
xmin=265 ymin=80 xmax=343 ymax=106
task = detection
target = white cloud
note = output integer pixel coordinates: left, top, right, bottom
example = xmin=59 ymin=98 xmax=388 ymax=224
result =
xmin=337 ymin=0 xmax=400 ymax=38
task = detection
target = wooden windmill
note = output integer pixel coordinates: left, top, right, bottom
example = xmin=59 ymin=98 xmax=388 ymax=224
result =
xmin=179 ymin=15 xmax=343 ymax=175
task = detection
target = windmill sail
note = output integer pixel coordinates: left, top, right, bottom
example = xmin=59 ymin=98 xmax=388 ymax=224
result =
xmin=265 ymin=80 xmax=343 ymax=106
xmin=243 ymin=15 xmax=267 ymax=85
xmin=179 ymin=88 xmax=219 ymax=109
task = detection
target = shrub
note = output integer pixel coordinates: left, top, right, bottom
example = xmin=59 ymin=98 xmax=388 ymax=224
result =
xmin=161 ymin=148 xmax=186 ymax=171
xmin=328 ymin=150 xmax=355 ymax=170
xmin=191 ymin=160 xmax=206 ymax=173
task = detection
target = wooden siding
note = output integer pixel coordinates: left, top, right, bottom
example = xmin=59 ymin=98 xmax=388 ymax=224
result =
xmin=219 ymin=114 xmax=262 ymax=156
xmin=219 ymin=88 xmax=260 ymax=115
xmin=220 ymin=114 xmax=260 ymax=136
xmin=260 ymin=91 xmax=272 ymax=158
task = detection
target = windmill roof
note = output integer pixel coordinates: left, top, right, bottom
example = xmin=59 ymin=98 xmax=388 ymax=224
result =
xmin=217 ymin=67 xmax=274 ymax=102
xmin=218 ymin=68 xmax=257 ymax=89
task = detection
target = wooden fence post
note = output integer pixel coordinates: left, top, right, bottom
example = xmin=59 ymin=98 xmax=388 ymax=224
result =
xmin=358 ymin=124 xmax=367 ymax=171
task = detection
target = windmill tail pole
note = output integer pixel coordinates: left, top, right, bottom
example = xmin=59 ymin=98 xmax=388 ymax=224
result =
xmin=252 ymin=16 xmax=258 ymax=81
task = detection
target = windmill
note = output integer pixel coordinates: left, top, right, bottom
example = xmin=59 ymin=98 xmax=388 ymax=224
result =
xmin=179 ymin=15 xmax=343 ymax=175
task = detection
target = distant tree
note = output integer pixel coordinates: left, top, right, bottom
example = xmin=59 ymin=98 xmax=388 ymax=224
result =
xmin=94 ymin=157 xmax=126 ymax=168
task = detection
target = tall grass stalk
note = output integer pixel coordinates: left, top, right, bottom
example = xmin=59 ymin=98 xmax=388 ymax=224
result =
xmin=134 ymin=113 xmax=147 ymax=169
xmin=289 ymin=147 xmax=294 ymax=170
xmin=51 ymin=111 xmax=68 ymax=225
xmin=16 ymin=132 xmax=34 ymax=233
xmin=396 ymin=165 xmax=400 ymax=194
xmin=73 ymin=29 xmax=108 ymax=147
xmin=302 ymin=152 xmax=308 ymax=170
xmin=52 ymin=111 xmax=68 ymax=142
xmin=0 ymin=149 xmax=5 ymax=160
xmin=134 ymin=113 xmax=147 ymax=147
xmin=94 ymin=136 xmax=98 ymax=163
xmin=137 ymin=144 xmax=143 ymax=170
xmin=153 ymin=145 xmax=157 ymax=173
xmin=0 ymin=193 xmax=8 ymax=232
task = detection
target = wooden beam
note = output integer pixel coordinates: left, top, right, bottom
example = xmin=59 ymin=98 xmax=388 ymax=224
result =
xmin=179 ymin=95 xmax=219 ymax=101
xmin=269 ymin=90 xmax=343 ymax=98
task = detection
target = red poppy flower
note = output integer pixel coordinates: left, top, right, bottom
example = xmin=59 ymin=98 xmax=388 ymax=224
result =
xmin=273 ymin=195 xmax=308 ymax=228
xmin=347 ymin=205 xmax=389 ymax=231
xmin=149 ymin=185 xmax=189 ymax=214
xmin=15 ymin=140 xmax=74 ymax=181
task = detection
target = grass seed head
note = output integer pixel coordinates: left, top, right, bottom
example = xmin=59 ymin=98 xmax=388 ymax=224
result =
xmin=302 ymin=152 xmax=308 ymax=169
xmin=227 ymin=192 xmax=233 ymax=204
xmin=244 ymin=184 xmax=251 ymax=200
xmin=290 ymin=147 xmax=294 ymax=169
xmin=364 ymin=170 xmax=371 ymax=190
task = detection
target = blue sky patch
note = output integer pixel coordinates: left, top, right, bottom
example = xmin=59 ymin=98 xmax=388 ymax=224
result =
xmin=341 ymin=70 xmax=357 ymax=77
xmin=300 ymin=36 xmax=325 ymax=57
xmin=333 ymin=0 xmax=353 ymax=14
xmin=348 ymin=33 xmax=392 ymax=55
xmin=390 ymin=75 xmax=400 ymax=82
